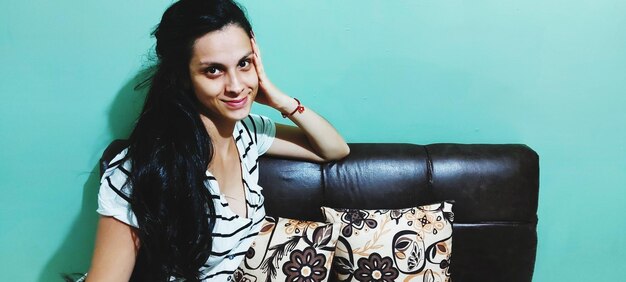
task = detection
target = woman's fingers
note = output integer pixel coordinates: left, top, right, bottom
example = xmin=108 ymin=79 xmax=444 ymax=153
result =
xmin=251 ymin=37 xmax=266 ymax=81
xmin=251 ymin=36 xmax=262 ymax=59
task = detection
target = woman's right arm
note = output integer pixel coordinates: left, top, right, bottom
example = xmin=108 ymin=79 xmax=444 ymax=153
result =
xmin=86 ymin=216 xmax=139 ymax=282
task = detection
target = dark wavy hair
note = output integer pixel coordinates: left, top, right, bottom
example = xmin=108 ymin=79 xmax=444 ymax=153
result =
xmin=126 ymin=0 xmax=252 ymax=280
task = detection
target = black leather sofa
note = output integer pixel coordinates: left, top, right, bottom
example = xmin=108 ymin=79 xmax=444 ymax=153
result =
xmin=101 ymin=141 xmax=539 ymax=281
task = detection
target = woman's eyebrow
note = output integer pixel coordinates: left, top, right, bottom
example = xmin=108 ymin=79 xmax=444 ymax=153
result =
xmin=239 ymin=51 xmax=254 ymax=60
xmin=198 ymin=51 xmax=254 ymax=66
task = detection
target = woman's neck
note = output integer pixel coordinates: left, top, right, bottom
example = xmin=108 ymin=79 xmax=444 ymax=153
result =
xmin=200 ymin=114 xmax=237 ymax=159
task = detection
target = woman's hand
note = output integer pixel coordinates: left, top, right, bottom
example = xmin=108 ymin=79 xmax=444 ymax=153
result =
xmin=250 ymin=36 xmax=298 ymax=114
xmin=249 ymin=34 xmax=350 ymax=162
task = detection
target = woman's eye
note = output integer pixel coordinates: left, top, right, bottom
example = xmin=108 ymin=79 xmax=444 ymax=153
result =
xmin=238 ymin=59 xmax=251 ymax=68
xmin=204 ymin=67 xmax=221 ymax=75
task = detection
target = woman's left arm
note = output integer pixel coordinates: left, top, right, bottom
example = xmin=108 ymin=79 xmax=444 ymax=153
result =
xmin=251 ymin=37 xmax=350 ymax=162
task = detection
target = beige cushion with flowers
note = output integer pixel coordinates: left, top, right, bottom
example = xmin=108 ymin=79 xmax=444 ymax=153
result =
xmin=234 ymin=216 xmax=342 ymax=282
xmin=322 ymin=201 xmax=454 ymax=282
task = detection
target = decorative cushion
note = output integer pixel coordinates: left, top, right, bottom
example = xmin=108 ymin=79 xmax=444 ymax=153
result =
xmin=321 ymin=202 xmax=454 ymax=282
xmin=235 ymin=216 xmax=342 ymax=282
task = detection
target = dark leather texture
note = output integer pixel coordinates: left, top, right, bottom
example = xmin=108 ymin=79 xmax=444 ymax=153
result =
xmin=100 ymin=141 xmax=539 ymax=281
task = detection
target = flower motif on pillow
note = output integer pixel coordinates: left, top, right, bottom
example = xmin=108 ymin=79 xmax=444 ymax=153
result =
xmin=340 ymin=209 xmax=378 ymax=237
xmin=354 ymin=253 xmax=399 ymax=282
xmin=235 ymin=216 xmax=342 ymax=282
xmin=406 ymin=209 xmax=446 ymax=236
xmin=282 ymin=246 xmax=328 ymax=281
xmin=285 ymin=218 xmax=319 ymax=235
xmin=322 ymin=201 xmax=454 ymax=282
xmin=232 ymin=268 xmax=256 ymax=282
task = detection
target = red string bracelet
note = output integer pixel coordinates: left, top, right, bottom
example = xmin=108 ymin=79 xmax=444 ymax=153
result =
xmin=281 ymin=98 xmax=305 ymax=118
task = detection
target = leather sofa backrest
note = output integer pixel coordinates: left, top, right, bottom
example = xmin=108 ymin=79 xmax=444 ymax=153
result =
xmin=100 ymin=141 xmax=539 ymax=281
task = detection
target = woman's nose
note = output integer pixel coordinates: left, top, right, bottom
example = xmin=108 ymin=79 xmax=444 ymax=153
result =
xmin=225 ymin=72 xmax=244 ymax=95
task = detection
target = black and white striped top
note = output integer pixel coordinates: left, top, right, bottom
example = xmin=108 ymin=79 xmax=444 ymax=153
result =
xmin=97 ymin=114 xmax=275 ymax=281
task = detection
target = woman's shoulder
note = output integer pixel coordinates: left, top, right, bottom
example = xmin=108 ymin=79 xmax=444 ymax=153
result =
xmin=97 ymin=147 xmax=138 ymax=227
xmin=238 ymin=114 xmax=274 ymax=133
xmin=237 ymin=114 xmax=276 ymax=156
xmin=103 ymin=147 xmax=131 ymax=176
xmin=100 ymin=147 xmax=133 ymax=197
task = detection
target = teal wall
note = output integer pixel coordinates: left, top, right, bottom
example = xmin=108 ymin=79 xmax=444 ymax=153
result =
xmin=1 ymin=0 xmax=624 ymax=280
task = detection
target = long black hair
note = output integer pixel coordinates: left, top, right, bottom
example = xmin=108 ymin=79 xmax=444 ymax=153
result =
xmin=126 ymin=0 xmax=252 ymax=280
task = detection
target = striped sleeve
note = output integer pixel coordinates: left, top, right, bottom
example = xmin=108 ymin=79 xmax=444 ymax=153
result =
xmin=242 ymin=114 xmax=276 ymax=155
xmin=96 ymin=148 xmax=138 ymax=227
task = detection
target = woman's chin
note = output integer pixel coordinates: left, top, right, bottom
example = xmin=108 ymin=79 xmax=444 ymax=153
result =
xmin=222 ymin=107 xmax=253 ymax=122
xmin=199 ymin=107 xmax=251 ymax=125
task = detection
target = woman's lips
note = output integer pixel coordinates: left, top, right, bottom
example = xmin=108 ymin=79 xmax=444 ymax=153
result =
xmin=223 ymin=96 xmax=248 ymax=109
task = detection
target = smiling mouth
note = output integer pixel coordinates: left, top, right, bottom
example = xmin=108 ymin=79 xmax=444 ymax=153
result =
xmin=223 ymin=96 xmax=248 ymax=109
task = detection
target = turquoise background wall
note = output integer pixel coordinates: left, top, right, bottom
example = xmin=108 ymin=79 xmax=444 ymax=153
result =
xmin=1 ymin=0 xmax=624 ymax=280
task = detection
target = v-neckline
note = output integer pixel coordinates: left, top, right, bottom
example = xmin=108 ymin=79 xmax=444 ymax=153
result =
xmin=230 ymin=133 xmax=249 ymax=219
xmin=205 ymin=122 xmax=250 ymax=220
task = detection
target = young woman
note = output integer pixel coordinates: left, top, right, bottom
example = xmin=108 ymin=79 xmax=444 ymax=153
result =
xmin=86 ymin=0 xmax=349 ymax=281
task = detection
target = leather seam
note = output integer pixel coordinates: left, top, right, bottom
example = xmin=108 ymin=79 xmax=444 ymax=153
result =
xmin=453 ymin=221 xmax=538 ymax=226
xmin=423 ymin=145 xmax=434 ymax=190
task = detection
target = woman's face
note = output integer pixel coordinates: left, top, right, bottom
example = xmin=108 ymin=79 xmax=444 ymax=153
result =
xmin=188 ymin=24 xmax=258 ymax=124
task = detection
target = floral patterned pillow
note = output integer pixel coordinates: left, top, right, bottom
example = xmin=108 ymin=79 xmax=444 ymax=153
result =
xmin=321 ymin=202 xmax=454 ymax=282
xmin=234 ymin=216 xmax=342 ymax=282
